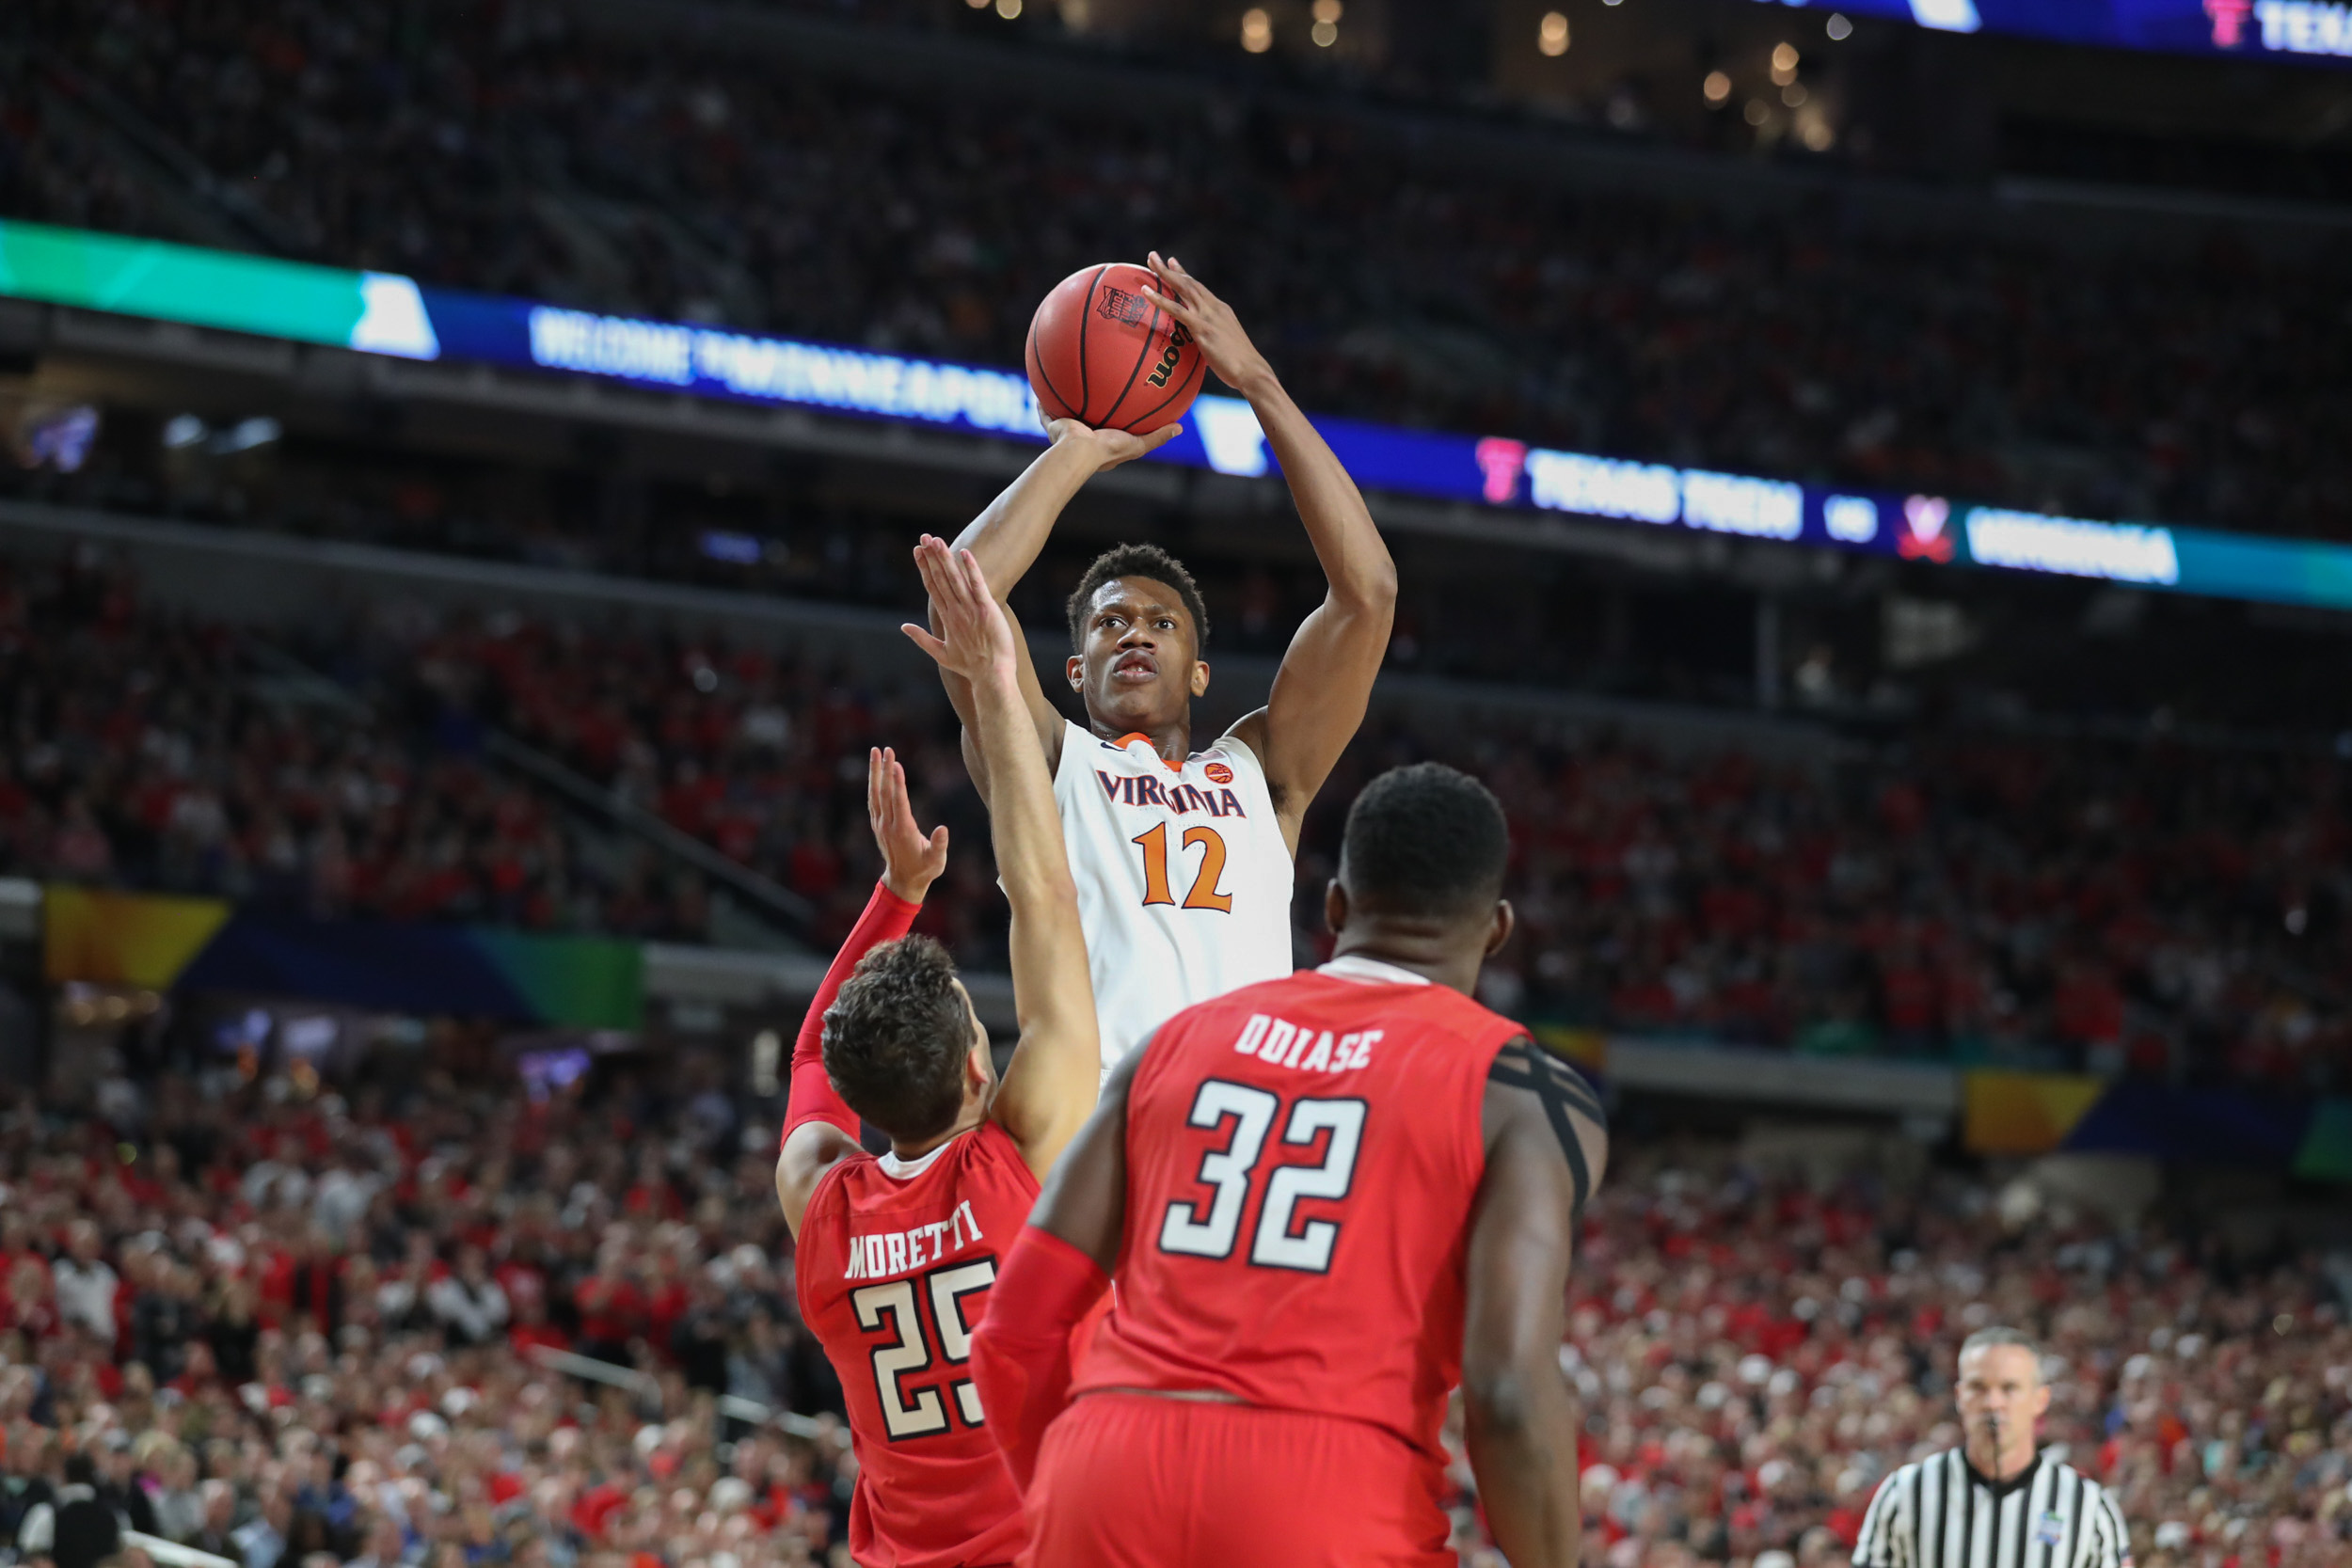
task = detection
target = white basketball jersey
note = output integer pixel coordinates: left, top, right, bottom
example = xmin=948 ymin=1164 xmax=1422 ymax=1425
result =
xmin=1052 ymin=720 xmax=1296 ymax=1070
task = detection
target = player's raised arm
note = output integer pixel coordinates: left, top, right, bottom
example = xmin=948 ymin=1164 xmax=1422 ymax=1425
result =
xmin=1461 ymin=1039 xmax=1610 ymax=1568
xmin=937 ymin=420 xmax=1180 ymax=788
xmin=1141 ymin=251 xmax=1397 ymax=853
xmin=902 ymin=537 xmax=1100 ymax=1180
xmin=773 ymin=745 xmax=949 ymax=1234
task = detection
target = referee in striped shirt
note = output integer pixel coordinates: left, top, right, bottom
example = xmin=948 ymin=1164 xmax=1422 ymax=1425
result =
xmin=1854 ymin=1327 xmax=2132 ymax=1568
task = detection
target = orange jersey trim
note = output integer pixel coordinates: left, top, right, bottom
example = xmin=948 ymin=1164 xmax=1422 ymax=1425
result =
xmin=1108 ymin=731 xmax=1185 ymax=772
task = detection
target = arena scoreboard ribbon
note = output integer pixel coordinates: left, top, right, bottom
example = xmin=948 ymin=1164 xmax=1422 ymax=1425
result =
xmin=8 ymin=216 xmax=2352 ymax=613
xmin=1758 ymin=0 xmax=2352 ymax=64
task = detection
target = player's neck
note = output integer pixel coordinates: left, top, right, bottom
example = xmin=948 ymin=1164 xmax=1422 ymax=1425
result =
xmin=1328 ymin=931 xmax=1483 ymax=996
xmin=890 ymin=1107 xmax=986 ymax=1164
xmin=1089 ymin=713 xmax=1189 ymax=764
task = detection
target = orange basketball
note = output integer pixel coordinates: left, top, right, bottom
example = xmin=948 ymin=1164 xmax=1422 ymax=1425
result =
xmin=1025 ymin=262 xmax=1206 ymax=435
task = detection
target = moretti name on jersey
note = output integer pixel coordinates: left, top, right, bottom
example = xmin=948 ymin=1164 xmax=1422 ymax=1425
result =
xmin=840 ymin=1199 xmax=990 ymax=1281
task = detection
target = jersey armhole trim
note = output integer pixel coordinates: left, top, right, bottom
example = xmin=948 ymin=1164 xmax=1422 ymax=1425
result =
xmin=1205 ymin=726 xmax=1265 ymax=778
xmin=976 ymin=1118 xmax=1044 ymax=1198
xmin=1487 ymin=1037 xmax=1602 ymax=1222
xmin=792 ymin=1153 xmax=861 ymax=1319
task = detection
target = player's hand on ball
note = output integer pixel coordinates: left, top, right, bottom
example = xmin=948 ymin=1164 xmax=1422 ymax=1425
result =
xmin=1045 ymin=417 xmax=1182 ymax=472
xmin=1142 ymin=251 xmax=1273 ymax=394
xmin=902 ymin=535 xmax=1019 ymax=689
xmin=867 ymin=745 xmax=948 ymax=903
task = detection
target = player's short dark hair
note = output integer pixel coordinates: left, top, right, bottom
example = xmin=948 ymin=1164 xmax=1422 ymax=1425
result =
xmin=822 ymin=936 xmax=973 ymax=1142
xmin=1339 ymin=763 xmax=1509 ymax=919
xmin=1066 ymin=544 xmax=1210 ymax=652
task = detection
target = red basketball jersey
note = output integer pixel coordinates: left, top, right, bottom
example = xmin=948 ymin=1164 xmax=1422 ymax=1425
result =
xmin=1073 ymin=958 xmax=1523 ymax=1467
xmin=796 ymin=1119 xmax=1039 ymax=1568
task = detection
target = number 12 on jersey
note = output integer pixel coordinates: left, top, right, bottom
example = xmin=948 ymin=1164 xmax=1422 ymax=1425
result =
xmin=1132 ymin=822 xmax=1233 ymax=912
xmin=1159 ymin=1081 xmax=1366 ymax=1274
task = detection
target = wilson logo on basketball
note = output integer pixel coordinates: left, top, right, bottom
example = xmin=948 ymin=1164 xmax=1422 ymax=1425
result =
xmin=1204 ymin=762 xmax=1233 ymax=785
xmin=1145 ymin=322 xmax=1193 ymax=388
xmin=1096 ymin=287 xmax=1151 ymax=327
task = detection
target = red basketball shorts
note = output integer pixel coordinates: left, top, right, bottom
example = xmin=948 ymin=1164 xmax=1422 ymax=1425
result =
xmin=1018 ymin=1392 xmax=1454 ymax=1568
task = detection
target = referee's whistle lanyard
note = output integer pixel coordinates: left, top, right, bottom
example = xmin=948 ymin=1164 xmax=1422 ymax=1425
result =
xmin=1963 ymin=1450 xmax=2043 ymax=1496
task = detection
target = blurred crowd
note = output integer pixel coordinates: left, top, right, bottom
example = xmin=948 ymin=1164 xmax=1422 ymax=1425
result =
xmin=1375 ymin=725 xmax=2352 ymax=1089
xmin=377 ymin=610 xmax=991 ymax=964
xmin=5 ymin=551 xmax=2348 ymax=1087
xmin=1538 ymin=1150 xmax=2350 ymax=1568
xmin=0 ymin=1064 xmax=859 ymax=1568
xmin=5 ymin=0 xmax=2349 ymax=540
xmin=0 ymin=558 xmax=710 ymax=940
xmin=0 ymin=1069 xmax=2344 ymax=1568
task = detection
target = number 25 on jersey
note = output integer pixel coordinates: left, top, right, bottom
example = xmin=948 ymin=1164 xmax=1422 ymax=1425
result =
xmin=850 ymin=1259 xmax=995 ymax=1439
xmin=1133 ymin=822 xmax=1233 ymax=912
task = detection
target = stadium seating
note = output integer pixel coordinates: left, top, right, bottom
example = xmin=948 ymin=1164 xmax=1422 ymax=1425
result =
xmin=6 ymin=0 xmax=2349 ymax=542
xmin=5 ymin=553 xmax=2344 ymax=1086
xmin=0 ymin=559 xmax=712 ymax=940
xmin=0 ymin=1082 xmax=2343 ymax=1568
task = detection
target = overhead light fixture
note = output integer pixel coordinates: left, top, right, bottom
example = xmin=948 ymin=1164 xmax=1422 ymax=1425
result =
xmin=1539 ymin=11 xmax=1570 ymax=54
xmin=1241 ymin=5 xmax=1272 ymax=51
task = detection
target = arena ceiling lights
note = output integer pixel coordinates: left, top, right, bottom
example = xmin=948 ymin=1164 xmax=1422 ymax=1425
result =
xmin=7 ymin=216 xmax=2352 ymax=614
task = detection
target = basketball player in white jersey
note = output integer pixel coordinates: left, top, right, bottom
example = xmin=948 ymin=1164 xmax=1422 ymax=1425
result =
xmin=927 ymin=252 xmax=1396 ymax=1070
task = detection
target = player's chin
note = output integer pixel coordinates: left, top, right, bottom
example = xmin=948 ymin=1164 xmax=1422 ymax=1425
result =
xmin=1095 ymin=685 xmax=1178 ymax=727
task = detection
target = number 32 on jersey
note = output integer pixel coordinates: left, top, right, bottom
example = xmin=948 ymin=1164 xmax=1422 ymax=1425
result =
xmin=1132 ymin=822 xmax=1233 ymax=912
xmin=1160 ymin=1081 xmax=1366 ymax=1273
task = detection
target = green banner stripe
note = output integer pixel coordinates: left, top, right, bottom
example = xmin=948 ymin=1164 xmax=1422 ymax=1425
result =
xmin=0 ymin=218 xmax=373 ymax=348
xmin=468 ymin=927 xmax=644 ymax=1032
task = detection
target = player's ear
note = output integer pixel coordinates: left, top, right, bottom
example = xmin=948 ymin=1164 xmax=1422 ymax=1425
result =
xmin=1483 ymin=899 xmax=1516 ymax=958
xmin=1324 ymin=879 xmax=1348 ymax=937
xmin=1190 ymin=659 xmax=1210 ymax=698
xmin=1066 ymin=655 xmax=1084 ymax=692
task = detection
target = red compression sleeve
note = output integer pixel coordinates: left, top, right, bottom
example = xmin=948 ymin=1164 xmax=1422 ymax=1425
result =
xmin=782 ymin=879 xmax=919 ymax=1145
xmin=970 ymin=1225 xmax=1109 ymax=1493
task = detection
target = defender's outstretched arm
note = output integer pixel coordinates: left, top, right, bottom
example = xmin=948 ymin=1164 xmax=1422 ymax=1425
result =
xmin=774 ymin=745 xmax=947 ymax=1234
xmin=1142 ymin=252 xmax=1397 ymax=852
xmin=903 ymin=537 xmax=1100 ymax=1177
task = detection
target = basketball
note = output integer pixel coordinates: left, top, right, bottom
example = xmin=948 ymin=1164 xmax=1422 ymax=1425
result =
xmin=1025 ymin=261 xmax=1207 ymax=435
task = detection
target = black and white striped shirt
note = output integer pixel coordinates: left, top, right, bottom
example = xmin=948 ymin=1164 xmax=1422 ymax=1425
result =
xmin=1853 ymin=1449 xmax=2132 ymax=1568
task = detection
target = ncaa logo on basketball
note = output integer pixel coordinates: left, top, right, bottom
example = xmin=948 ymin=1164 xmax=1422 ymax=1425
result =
xmin=1096 ymin=287 xmax=1151 ymax=327
xmin=1204 ymin=762 xmax=1234 ymax=785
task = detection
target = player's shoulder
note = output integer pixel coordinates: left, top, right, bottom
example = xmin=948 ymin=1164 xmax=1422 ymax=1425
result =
xmin=1198 ymin=723 xmax=1267 ymax=779
xmin=799 ymin=1143 xmax=878 ymax=1223
xmin=963 ymin=1118 xmax=1041 ymax=1189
